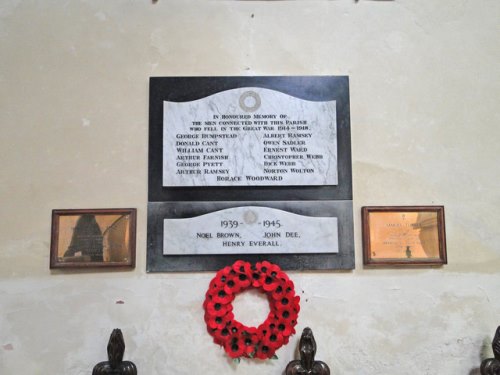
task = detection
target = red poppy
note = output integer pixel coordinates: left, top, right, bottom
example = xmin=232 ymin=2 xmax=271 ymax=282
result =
xmin=276 ymin=270 xmax=290 ymax=283
xmin=232 ymin=260 xmax=252 ymax=276
xmin=262 ymin=330 xmax=285 ymax=349
xmin=212 ymin=326 xmax=232 ymax=344
xmin=212 ymin=266 xmax=232 ymax=289
xmin=212 ymin=288 xmax=234 ymax=304
xmin=206 ymin=300 xmax=231 ymax=317
xmin=241 ymin=333 xmax=259 ymax=356
xmin=254 ymin=343 xmax=276 ymax=360
xmin=271 ymin=284 xmax=285 ymax=301
xmin=225 ymin=335 xmax=246 ymax=358
xmin=259 ymin=273 xmax=279 ymax=292
xmin=270 ymin=314 xmax=297 ymax=337
xmin=270 ymin=279 xmax=293 ymax=302
xmin=223 ymin=277 xmax=244 ymax=295
xmin=234 ymin=271 xmax=251 ymax=289
xmin=227 ymin=320 xmax=242 ymax=336
xmin=283 ymin=279 xmax=295 ymax=293
xmin=206 ymin=311 xmax=234 ymax=330
xmin=264 ymin=263 xmax=282 ymax=278
xmin=277 ymin=306 xmax=298 ymax=323
xmin=275 ymin=322 xmax=293 ymax=337
xmin=255 ymin=260 xmax=272 ymax=273
xmin=276 ymin=295 xmax=295 ymax=310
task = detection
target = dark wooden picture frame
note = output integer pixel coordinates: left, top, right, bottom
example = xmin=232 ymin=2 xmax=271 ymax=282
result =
xmin=362 ymin=206 xmax=447 ymax=266
xmin=50 ymin=208 xmax=137 ymax=269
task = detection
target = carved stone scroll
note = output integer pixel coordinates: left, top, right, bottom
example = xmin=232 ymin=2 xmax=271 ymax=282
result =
xmin=285 ymin=327 xmax=330 ymax=375
xmin=92 ymin=329 xmax=137 ymax=375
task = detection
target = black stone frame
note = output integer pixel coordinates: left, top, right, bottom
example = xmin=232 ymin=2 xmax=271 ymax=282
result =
xmin=147 ymin=76 xmax=354 ymax=272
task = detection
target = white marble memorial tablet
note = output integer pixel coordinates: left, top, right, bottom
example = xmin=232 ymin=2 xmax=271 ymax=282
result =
xmin=163 ymin=87 xmax=337 ymax=186
xmin=163 ymin=206 xmax=338 ymax=255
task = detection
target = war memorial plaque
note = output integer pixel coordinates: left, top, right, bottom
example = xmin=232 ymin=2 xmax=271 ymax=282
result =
xmin=163 ymin=87 xmax=338 ymax=187
xmin=147 ymin=76 xmax=354 ymax=271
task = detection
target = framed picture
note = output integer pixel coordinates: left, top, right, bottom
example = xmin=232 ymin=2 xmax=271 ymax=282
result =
xmin=362 ymin=206 xmax=447 ymax=266
xmin=148 ymin=76 xmax=354 ymax=271
xmin=50 ymin=208 xmax=137 ymax=269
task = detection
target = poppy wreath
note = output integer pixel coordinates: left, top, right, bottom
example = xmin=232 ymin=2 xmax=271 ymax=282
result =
xmin=203 ymin=260 xmax=300 ymax=360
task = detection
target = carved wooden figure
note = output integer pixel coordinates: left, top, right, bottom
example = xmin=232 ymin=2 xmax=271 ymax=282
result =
xmin=92 ymin=329 xmax=137 ymax=375
xmin=286 ymin=327 xmax=330 ymax=375
xmin=481 ymin=326 xmax=500 ymax=375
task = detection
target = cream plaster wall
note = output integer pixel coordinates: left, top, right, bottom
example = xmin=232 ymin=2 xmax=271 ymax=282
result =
xmin=1 ymin=1 xmax=499 ymax=374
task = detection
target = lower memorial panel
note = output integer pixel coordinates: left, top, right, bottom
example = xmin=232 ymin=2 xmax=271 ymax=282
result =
xmin=147 ymin=200 xmax=354 ymax=272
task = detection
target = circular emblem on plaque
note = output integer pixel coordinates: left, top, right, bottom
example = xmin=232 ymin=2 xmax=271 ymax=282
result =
xmin=239 ymin=91 xmax=261 ymax=112
xmin=243 ymin=209 xmax=258 ymax=224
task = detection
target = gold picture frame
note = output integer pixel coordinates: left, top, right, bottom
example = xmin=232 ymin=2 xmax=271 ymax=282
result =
xmin=362 ymin=206 xmax=447 ymax=266
xmin=50 ymin=208 xmax=136 ymax=269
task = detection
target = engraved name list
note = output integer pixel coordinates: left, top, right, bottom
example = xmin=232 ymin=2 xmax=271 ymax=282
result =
xmin=163 ymin=87 xmax=338 ymax=187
